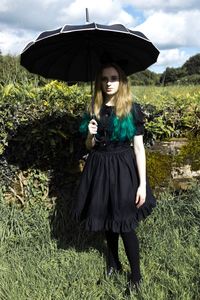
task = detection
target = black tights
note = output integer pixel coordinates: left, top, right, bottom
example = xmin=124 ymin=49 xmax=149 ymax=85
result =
xmin=105 ymin=230 xmax=141 ymax=283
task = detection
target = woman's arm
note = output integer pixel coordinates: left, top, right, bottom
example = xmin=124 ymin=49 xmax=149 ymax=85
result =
xmin=133 ymin=135 xmax=146 ymax=208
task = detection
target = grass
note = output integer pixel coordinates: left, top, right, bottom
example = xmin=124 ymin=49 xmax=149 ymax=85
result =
xmin=131 ymin=84 xmax=200 ymax=108
xmin=0 ymin=183 xmax=199 ymax=300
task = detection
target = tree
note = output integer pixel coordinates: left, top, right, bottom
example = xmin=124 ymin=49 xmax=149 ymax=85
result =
xmin=160 ymin=67 xmax=187 ymax=85
xmin=129 ymin=69 xmax=160 ymax=85
xmin=0 ymin=54 xmax=47 ymax=86
xmin=182 ymin=53 xmax=200 ymax=75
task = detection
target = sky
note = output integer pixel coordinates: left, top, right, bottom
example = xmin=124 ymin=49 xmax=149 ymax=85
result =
xmin=0 ymin=0 xmax=200 ymax=73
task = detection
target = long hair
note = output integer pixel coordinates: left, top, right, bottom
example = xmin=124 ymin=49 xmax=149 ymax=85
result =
xmin=89 ymin=63 xmax=133 ymax=119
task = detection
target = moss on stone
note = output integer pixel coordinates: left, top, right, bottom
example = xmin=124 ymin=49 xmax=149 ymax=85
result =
xmin=175 ymin=137 xmax=200 ymax=171
xmin=146 ymin=151 xmax=173 ymax=189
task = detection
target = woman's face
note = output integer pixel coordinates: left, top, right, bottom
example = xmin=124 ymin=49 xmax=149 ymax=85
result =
xmin=101 ymin=67 xmax=120 ymax=98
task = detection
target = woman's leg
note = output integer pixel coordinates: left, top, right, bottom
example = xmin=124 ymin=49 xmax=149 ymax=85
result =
xmin=105 ymin=231 xmax=121 ymax=270
xmin=120 ymin=230 xmax=141 ymax=284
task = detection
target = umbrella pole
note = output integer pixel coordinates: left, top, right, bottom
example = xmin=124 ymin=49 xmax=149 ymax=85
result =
xmin=91 ymin=81 xmax=95 ymax=118
xmin=85 ymin=8 xmax=94 ymax=116
xmin=85 ymin=8 xmax=89 ymax=23
xmin=90 ymin=81 xmax=93 ymax=95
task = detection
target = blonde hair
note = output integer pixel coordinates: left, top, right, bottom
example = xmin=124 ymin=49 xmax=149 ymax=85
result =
xmin=89 ymin=63 xmax=133 ymax=119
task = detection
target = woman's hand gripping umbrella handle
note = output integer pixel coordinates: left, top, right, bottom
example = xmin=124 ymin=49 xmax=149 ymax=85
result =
xmin=88 ymin=119 xmax=98 ymax=135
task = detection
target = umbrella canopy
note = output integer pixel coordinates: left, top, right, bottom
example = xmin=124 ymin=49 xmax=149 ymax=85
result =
xmin=20 ymin=22 xmax=159 ymax=83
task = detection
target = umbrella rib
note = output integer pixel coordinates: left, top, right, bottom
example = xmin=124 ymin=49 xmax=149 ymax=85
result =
xmin=33 ymin=23 xmax=151 ymax=43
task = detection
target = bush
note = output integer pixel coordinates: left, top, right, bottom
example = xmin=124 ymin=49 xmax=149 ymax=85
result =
xmin=177 ymin=74 xmax=200 ymax=85
xmin=0 ymin=81 xmax=91 ymax=208
xmin=0 ymin=82 xmax=199 ymax=209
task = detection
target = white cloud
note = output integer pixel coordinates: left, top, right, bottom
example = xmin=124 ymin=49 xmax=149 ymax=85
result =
xmin=0 ymin=0 xmax=199 ymax=72
xmin=120 ymin=0 xmax=200 ymax=11
xmin=0 ymin=28 xmax=36 ymax=55
xmin=134 ymin=10 xmax=200 ymax=49
xmin=0 ymin=0 xmax=10 ymax=12
xmin=0 ymin=0 xmax=73 ymax=31
xmin=0 ymin=0 xmax=135 ymax=30
xmin=59 ymin=0 xmax=135 ymax=26
xmin=157 ymin=49 xmax=189 ymax=67
xmin=150 ymin=48 xmax=196 ymax=73
xmin=108 ymin=9 xmax=135 ymax=26
xmin=0 ymin=0 xmax=135 ymax=55
xmin=60 ymin=0 xmax=115 ymax=23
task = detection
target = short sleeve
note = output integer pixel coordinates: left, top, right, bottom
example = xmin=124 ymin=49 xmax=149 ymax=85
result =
xmin=132 ymin=103 xmax=145 ymax=135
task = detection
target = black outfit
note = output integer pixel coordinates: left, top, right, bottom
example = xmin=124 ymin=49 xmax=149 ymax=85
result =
xmin=73 ymin=103 xmax=156 ymax=284
xmin=73 ymin=103 xmax=156 ymax=232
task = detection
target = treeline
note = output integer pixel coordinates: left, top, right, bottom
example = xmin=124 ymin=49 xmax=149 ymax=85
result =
xmin=160 ymin=54 xmax=200 ymax=85
xmin=0 ymin=54 xmax=48 ymax=86
xmin=129 ymin=53 xmax=200 ymax=85
xmin=0 ymin=52 xmax=200 ymax=86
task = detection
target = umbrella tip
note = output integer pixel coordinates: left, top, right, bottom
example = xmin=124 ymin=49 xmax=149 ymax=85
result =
xmin=85 ymin=8 xmax=90 ymax=23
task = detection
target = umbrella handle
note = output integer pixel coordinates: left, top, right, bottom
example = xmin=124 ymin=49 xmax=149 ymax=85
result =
xmin=90 ymin=95 xmax=98 ymax=138
xmin=91 ymin=95 xmax=95 ymax=117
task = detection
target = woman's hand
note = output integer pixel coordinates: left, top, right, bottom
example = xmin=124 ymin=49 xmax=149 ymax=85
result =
xmin=88 ymin=119 xmax=98 ymax=135
xmin=135 ymin=185 xmax=146 ymax=208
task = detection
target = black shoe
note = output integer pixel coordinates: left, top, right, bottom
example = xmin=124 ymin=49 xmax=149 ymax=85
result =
xmin=125 ymin=274 xmax=142 ymax=295
xmin=106 ymin=263 xmax=123 ymax=277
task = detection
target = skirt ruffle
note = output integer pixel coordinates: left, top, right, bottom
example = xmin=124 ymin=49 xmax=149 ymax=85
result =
xmin=72 ymin=144 xmax=156 ymax=233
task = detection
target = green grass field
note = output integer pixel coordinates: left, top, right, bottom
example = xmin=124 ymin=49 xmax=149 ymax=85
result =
xmin=0 ymin=182 xmax=199 ymax=300
xmin=0 ymin=82 xmax=199 ymax=299
xmin=132 ymin=84 xmax=198 ymax=105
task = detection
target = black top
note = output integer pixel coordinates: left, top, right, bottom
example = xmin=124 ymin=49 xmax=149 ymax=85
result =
xmin=94 ymin=102 xmax=145 ymax=148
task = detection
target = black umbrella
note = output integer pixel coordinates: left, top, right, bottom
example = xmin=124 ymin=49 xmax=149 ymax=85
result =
xmin=20 ymin=21 xmax=159 ymax=84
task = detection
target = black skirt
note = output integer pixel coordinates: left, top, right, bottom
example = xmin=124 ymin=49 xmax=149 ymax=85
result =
xmin=73 ymin=143 xmax=156 ymax=233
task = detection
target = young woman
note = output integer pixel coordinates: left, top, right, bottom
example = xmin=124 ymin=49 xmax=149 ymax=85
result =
xmin=73 ymin=63 xmax=156 ymax=289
